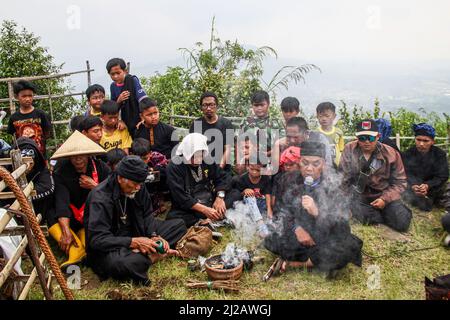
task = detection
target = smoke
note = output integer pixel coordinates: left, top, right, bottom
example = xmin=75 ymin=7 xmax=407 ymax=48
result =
xmin=225 ymin=201 xmax=260 ymax=247
xmin=220 ymin=243 xmax=251 ymax=269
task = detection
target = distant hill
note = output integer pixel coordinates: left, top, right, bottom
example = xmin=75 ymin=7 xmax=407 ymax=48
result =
xmin=68 ymin=56 xmax=450 ymax=116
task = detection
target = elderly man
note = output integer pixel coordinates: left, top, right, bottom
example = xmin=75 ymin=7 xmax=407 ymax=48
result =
xmin=402 ymin=123 xmax=449 ymax=212
xmin=166 ymin=133 xmax=236 ymax=228
xmin=48 ymin=131 xmax=110 ymax=269
xmin=264 ymin=142 xmax=362 ymax=277
xmin=339 ymin=120 xmax=412 ymax=232
xmin=84 ymin=156 xmax=187 ymax=285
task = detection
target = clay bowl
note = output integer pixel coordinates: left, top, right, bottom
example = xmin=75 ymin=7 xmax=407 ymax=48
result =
xmin=205 ymin=254 xmax=244 ymax=281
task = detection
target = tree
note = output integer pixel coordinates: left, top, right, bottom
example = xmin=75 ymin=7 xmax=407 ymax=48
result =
xmin=141 ymin=18 xmax=319 ymax=127
xmin=0 ymin=20 xmax=78 ymax=146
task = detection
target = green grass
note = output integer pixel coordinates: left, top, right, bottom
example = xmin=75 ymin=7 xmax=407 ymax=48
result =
xmin=27 ymin=207 xmax=450 ymax=300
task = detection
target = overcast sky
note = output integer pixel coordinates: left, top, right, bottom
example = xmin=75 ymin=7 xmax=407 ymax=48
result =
xmin=2 ymin=0 xmax=450 ymax=111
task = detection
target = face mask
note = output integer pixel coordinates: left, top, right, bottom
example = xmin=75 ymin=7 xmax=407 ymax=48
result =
xmin=21 ymin=148 xmax=36 ymax=159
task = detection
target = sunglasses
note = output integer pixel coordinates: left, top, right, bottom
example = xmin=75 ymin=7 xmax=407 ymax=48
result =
xmin=357 ymin=135 xmax=377 ymax=142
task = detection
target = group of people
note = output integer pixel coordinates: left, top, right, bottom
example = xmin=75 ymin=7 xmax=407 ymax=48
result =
xmin=3 ymin=57 xmax=449 ymax=285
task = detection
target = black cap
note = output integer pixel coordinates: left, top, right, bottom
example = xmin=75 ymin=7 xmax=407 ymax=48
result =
xmin=356 ymin=119 xmax=379 ymax=137
xmin=300 ymin=141 xmax=326 ymax=158
xmin=116 ymin=155 xmax=148 ymax=183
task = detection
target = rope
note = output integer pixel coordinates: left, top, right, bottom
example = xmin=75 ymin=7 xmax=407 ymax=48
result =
xmin=0 ymin=166 xmax=74 ymax=300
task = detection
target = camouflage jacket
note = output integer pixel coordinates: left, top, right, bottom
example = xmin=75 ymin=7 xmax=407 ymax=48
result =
xmin=239 ymin=116 xmax=285 ymax=151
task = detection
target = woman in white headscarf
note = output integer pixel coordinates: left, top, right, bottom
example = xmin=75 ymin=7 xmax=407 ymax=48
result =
xmin=166 ymin=133 xmax=236 ymax=227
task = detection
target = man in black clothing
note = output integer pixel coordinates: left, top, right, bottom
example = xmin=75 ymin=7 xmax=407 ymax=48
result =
xmin=402 ymin=123 xmax=449 ymax=211
xmin=166 ymin=133 xmax=236 ymax=228
xmin=264 ymin=142 xmax=362 ymax=275
xmin=84 ymin=156 xmax=186 ymax=285
xmin=133 ymin=98 xmax=178 ymax=159
xmin=189 ymin=92 xmax=234 ymax=171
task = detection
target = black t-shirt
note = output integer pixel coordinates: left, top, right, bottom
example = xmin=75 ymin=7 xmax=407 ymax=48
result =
xmin=189 ymin=116 xmax=234 ymax=159
xmin=233 ymin=173 xmax=272 ymax=199
xmin=7 ymin=108 xmax=52 ymax=155
xmin=133 ymin=122 xmax=177 ymax=159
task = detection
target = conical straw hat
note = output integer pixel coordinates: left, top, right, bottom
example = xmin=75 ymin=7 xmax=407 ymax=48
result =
xmin=51 ymin=130 xmax=106 ymax=160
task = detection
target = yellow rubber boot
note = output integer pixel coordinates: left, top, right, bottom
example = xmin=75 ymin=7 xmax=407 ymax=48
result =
xmin=48 ymin=224 xmax=86 ymax=269
xmin=76 ymin=228 xmax=86 ymax=248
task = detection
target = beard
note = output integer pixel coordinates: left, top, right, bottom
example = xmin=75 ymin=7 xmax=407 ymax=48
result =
xmin=125 ymin=192 xmax=138 ymax=199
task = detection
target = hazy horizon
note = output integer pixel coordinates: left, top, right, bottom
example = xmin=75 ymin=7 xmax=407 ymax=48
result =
xmin=2 ymin=0 xmax=450 ymax=114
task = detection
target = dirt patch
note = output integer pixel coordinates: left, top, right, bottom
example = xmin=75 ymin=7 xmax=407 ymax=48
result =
xmin=106 ymin=287 xmax=162 ymax=300
xmin=378 ymin=224 xmax=412 ymax=242
xmin=80 ymin=271 xmax=102 ymax=291
xmin=152 ymin=276 xmax=180 ymax=290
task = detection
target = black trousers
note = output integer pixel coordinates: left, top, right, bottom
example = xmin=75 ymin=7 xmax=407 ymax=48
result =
xmin=403 ymin=184 xmax=446 ymax=212
xmin=88 ymin=218 xmax=186 ymax=285
xmin=442 ymin=213 xmax=450 ymax=233
xmin=264 ymin=228 xmax=363 ymax=272
xmin=351 ymin=199 xmax=412 ymax=232
xmin=166 ymin=189 xmax=241 ymax=228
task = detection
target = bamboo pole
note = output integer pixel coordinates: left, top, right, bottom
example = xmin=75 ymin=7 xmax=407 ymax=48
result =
xmin=0 ymin=91 xmax=85 ymax=104
xmin=46 ymin=83 xmax=57 ymax=150
xmin=86 ymin=60 xmax=92 ymax=87
xmin=0 ymin=69 xmax=95 ymax=83
xmin=18 ymin=252 xmax=46 ymax=300
xmin=0 ymin=164 xmax=28 ymax=192
xmin=0 ymin=157 xmax=32 ymax=167
xmin=396 ymin=133 xmax=401 ymax=150
xmin=7 ymin=81 xmax=15 ymax=113
xmin=0 ymin=214 xmax=42 ymax=288
xmin=0 ymin=182 xmax=33 ymax=234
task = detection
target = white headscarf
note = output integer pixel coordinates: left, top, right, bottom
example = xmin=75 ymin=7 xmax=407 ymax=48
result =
xmin=176 ymin=133 xmax=209 ymax=162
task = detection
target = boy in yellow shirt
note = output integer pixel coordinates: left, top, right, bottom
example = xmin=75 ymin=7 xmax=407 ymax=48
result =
xmin=99 ymin=100 xmax=132 ymax=154
xmin=316 ymin=102 xmax=344 ymax=167
xmin=85 ymin=84 xmax=105 ymax=117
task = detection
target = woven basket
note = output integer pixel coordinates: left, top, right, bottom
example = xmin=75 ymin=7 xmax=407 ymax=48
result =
xmin=205 ymin=254 xmax=243 ymax=281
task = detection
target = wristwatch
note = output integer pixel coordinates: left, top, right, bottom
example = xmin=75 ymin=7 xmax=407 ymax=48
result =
xmin=217 ymin=190 xmax=225 ymax=199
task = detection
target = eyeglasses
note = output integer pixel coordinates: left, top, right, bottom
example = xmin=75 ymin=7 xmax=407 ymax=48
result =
xmin=357 ymin=135 xmax=376 ymax=142
xmin=201 ymin=103 xmax=216 ymax=109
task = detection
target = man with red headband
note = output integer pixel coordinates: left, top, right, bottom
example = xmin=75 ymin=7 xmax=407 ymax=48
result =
xmin=272 ymin=146 xmax=301 ymax=211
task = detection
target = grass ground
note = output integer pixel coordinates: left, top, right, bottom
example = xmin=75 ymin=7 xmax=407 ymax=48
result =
xmin=26 ymin=206 xmax=449 ymax=300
